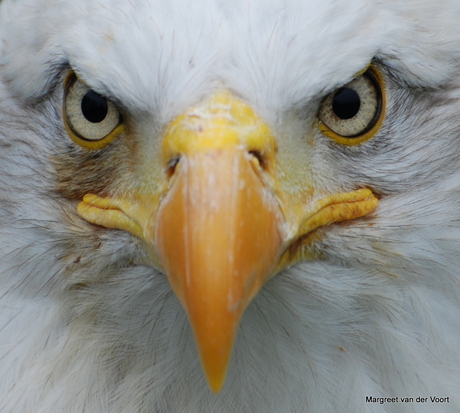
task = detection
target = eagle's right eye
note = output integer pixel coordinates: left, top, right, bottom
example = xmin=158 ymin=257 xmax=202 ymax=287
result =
xmin=63 ymin=73 xmax=123 ymax=149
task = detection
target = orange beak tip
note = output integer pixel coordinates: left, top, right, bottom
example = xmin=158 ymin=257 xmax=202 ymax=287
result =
xmin=204 ymin=362 xmax=228 ymax=394
xmin=199 ymin=337 xmax=235 ymax=393
xmin=188 ymin=309 xmax=241 ymax=393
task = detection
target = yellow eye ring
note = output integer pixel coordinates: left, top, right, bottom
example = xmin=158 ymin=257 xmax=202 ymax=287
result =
xmin=318 ymin=65 xmax=386 ymax=145
xmin=63 ymin=72 xmax=125 ymax=150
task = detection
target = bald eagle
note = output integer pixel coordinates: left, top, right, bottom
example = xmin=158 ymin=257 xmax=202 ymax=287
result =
xmin=1 ymin=0 xmax=460 ymax=411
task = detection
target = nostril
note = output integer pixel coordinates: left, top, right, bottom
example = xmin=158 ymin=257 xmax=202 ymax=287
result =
xmin=248 ymin=150 xmax=266 ymax=170
xmin=166 ymin=155 xmax=181 ymax=178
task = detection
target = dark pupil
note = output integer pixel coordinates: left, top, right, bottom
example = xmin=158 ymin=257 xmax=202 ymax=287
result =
xmin=332 ymin=87 xmax=361 ymax=120
xmin=81 ymin=90 xmax=108 ymax=123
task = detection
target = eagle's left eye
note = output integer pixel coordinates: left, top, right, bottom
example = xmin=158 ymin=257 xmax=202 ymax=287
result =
xmin=63 ymin=73 xmax=123 ymax=149
xmin=317 ymin=65 xmax=386 ymax=145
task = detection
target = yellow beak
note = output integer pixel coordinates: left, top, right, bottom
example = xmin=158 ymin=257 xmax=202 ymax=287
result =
xmin=155 ymin=93 xmax=284 ymax=392
xmin=76 ymin=91 xmax=379 ymax=393
xmin=155 ymin=148 xmax=283 ymax=391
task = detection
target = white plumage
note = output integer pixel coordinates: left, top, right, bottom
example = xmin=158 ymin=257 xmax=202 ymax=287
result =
xmin=1 ymin=0 xmax=460 ymax=412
